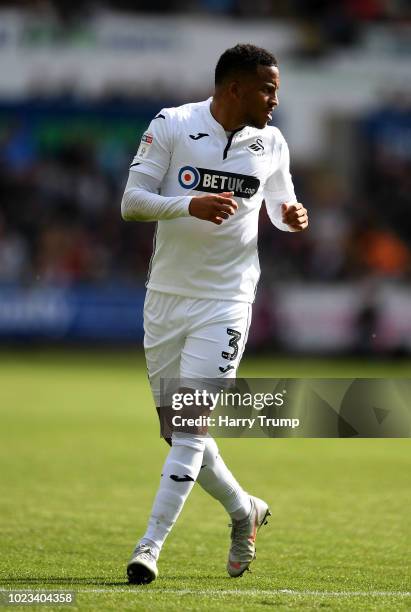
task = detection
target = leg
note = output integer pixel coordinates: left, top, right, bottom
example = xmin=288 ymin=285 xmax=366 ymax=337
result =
xmin=180 ymin=299 xmax=253 ymax=519
xmin=198 ymin=436 xmax=251 ymax=520
xmin=128 ymin=291 xmax=206 ymax=584
xmin=127 ymin=431 xmax=205 ymax=584
xmin=180 ymin=299 xmax=271 ymax=577
xmin=155 ymin=419 xmax=251 ymax=519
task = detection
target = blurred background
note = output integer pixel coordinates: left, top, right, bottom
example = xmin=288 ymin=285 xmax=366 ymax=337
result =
xmin=0 ymin=0 xmax=410 ymax=357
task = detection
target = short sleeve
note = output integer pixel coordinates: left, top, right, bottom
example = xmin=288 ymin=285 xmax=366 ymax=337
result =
xmin=129 ymin=109 xmax=173 ymax=182
xmin=263 ymin=133 xmax=297 ymax=231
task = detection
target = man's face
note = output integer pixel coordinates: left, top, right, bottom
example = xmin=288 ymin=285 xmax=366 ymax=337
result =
xmin=237 ymin=65 xmax=280 ymax=129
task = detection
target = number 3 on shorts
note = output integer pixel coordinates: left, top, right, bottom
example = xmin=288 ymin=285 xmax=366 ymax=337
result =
xmin=222 ymin=328 xmax=242 ymax=361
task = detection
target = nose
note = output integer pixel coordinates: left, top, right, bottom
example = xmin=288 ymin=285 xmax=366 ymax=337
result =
xmin=270 ymin=93 xmax=279 ymax=107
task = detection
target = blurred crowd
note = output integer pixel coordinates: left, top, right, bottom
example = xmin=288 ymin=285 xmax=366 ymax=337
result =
xmin=13 ymin=0 xmax=411 ymax=22
xmin=259 ymin=104 xmax=411 ymax=285
xmin=0 ymin=96 xmax=410 ymax=288
xmin=7 ymin=0 xmax=411 ymax=59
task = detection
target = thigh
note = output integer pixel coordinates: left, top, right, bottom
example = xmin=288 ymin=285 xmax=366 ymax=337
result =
xmin=180 ymin=300 xmax=252 ymax=380
xmin=144 ymin=290 xmax=187 ymax=406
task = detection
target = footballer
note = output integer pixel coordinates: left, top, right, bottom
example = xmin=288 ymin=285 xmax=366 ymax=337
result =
xmin=121 ymin=43 xmax=308 ymax=584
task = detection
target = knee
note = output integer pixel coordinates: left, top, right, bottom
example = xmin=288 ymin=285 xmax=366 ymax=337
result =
xmin=171 ymin=431 xmax=206 ymax=453
xmin=201 ymin=436 xmax=219 ymax=468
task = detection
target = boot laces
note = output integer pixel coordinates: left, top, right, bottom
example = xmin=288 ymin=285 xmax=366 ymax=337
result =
xmin=133 ymin=544 xmax=155 ymax=563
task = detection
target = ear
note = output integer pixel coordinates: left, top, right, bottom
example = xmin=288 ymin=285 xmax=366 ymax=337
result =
xmin=227 ymin=80 xmax=243 ymax=100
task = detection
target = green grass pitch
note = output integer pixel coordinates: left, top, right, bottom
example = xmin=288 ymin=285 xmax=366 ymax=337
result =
xmin=0 ymin=350 xmax=410 ymax=610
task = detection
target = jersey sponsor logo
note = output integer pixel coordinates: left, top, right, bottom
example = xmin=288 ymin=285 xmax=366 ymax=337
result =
xmin=178 ymin=165 xmax=201 ymax=189
xmin=247 ymin=138 xmax=265 ymax=155
xmin=178 ymin=165 xmax=260 ymax=198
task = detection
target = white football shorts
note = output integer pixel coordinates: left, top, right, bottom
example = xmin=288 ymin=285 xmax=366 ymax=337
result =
xmin=144 ymin=290 xmax=252 ymax=406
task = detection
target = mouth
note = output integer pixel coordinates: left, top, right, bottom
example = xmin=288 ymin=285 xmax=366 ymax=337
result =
xmin=265 ymin=110 xmax=273 ymax=121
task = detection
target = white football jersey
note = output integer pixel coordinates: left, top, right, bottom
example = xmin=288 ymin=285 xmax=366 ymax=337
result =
xmin=130 ymin=98 xmax=297 ymax=303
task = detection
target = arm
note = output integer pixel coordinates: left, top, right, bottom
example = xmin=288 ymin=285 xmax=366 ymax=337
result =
xmin=122 ymin=108 xmax=237 ymax=224
xmin=121 ymin=171 xmax=191 ymax=221
xmin=264 ymin=136 xmax=308 ymax=232
xmin=121 ymin=171 xmax=238 ymax=224
xmin=122 ymin=108 xmax=189 ymax=222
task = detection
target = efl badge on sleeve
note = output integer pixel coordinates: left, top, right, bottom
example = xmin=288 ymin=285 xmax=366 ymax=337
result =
xmin=137 ymin=132 xmax=153 ymax=159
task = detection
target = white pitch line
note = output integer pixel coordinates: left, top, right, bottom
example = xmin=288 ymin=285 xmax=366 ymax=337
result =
xmin=74 ymin=588 xmax=411 ymax=597
xmin=1 ymin=588 xmax=410 ymax=598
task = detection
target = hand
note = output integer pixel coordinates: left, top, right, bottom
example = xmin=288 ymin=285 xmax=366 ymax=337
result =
xmin=189 ymin=192 xmax=238 ymax=225
xmin=281 ymin=202 xmax=308 ymax=231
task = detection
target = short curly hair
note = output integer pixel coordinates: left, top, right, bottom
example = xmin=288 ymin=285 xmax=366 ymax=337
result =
xmin=215 ymin=43 xmax=278 ymax=86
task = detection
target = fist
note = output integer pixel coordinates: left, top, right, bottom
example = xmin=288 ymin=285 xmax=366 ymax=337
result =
xmin=281 ymin=202 xmax=308 ymax=231
xmin=189 ymin=192 xmax=238 ymax=225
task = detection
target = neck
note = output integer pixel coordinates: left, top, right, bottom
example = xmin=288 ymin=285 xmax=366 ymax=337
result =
xmin=210 ymin=94 xmax=245 ymax=132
